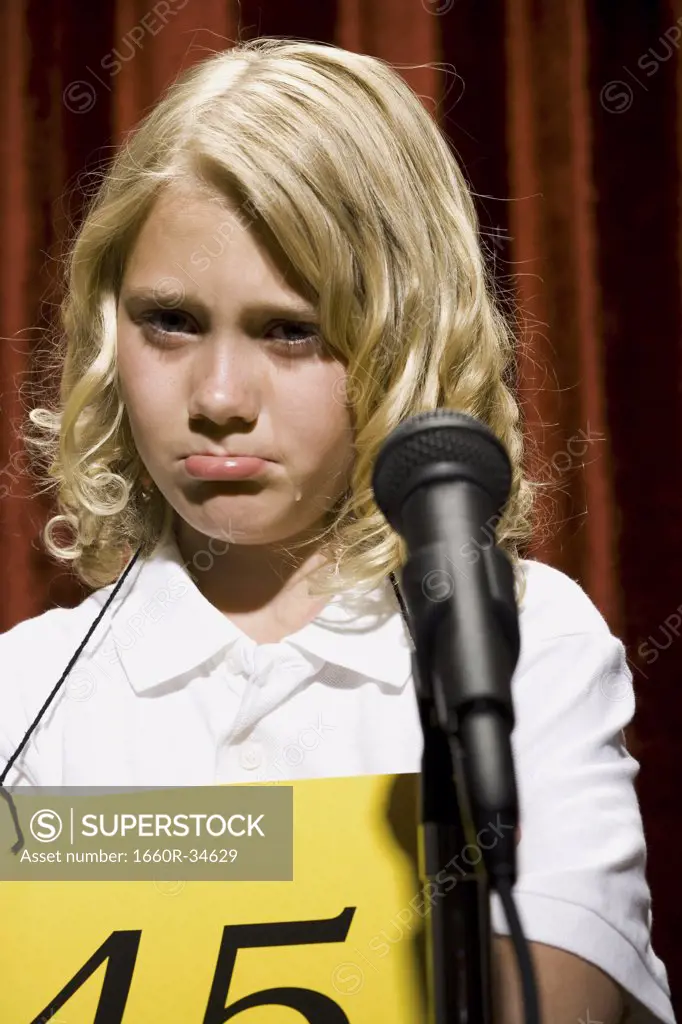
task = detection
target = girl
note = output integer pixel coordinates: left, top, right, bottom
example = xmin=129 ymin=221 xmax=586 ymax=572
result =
xmin=0 ymin=37 xmax=675 ymax=1024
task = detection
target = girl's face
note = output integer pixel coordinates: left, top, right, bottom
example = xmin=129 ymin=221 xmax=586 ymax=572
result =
xmin=116 ymin=182 xmax=355 ymax=550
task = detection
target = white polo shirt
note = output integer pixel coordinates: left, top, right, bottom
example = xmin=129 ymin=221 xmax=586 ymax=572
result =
xmin=0 ymin=535 xmax=676 ymax=1023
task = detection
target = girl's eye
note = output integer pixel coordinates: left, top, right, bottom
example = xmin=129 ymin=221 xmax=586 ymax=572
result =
xmin=137 ymin=310 xmax=320 ymax=351
xmin=267 ymin=321 xmax=320 ymax=349
xmin=138 ymin=309 xmax=196 ymax=340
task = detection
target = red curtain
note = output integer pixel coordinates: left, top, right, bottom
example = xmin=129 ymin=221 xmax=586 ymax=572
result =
xmin=2 ymin=0 xmax=680 ymax=1007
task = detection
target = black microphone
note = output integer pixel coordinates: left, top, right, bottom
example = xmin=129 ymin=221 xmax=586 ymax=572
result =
xmin=372 ymin=408 xmax=521 ymax=885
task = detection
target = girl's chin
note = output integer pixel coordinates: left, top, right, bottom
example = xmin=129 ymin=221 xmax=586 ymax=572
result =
xmin=173 ymin=505 xmax=316 ymax=545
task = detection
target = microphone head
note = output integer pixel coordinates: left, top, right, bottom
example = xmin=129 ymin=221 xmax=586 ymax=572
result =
xmin=371 ymin=410 xmax=512 ymax=533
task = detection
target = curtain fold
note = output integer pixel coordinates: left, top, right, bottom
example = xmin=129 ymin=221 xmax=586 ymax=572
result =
xmin=506 ymin=0 xmax=620 ymax=630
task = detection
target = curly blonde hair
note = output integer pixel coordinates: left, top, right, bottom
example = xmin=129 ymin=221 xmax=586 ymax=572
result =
xmin=24 ymin=37 xmax=534 ymax=598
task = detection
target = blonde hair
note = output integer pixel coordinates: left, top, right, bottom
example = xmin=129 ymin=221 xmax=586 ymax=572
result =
xmin=24 ymin=37 xmax=534 ymax=597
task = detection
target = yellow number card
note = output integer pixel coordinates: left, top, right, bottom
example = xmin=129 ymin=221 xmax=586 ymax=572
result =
xmin=1 ymin=773 xmax=429 ymax=1023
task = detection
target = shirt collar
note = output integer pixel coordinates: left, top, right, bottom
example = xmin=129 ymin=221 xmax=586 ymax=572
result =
xmin=105 ymin=535 xmax=413 ymax=694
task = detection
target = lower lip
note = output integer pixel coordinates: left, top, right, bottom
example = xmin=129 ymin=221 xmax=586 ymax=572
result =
xmin=183 ymin=455 xmax=270 ymax=480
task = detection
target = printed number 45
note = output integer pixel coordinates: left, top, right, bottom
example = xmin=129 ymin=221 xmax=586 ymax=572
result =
xmin=30 ymin=907 xmax=356 ymax=1023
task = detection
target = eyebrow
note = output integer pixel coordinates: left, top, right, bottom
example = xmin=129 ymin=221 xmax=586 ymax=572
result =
xmin=120 ymin=287 xmax=318 ymax=321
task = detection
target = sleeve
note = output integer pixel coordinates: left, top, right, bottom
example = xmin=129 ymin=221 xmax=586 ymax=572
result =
xmin=490 ymin=627 xmax=677 ymax=1024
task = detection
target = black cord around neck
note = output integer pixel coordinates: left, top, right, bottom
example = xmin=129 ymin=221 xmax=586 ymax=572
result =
xmin=389 ymin=569 xmax=414 ymax=645
xmin=0 ymin=543 xmax=145 ymax=853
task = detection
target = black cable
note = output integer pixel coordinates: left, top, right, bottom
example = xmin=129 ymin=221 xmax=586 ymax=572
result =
xmin=496 ymin=875 xmax=542 ymax=1024
xmin=0 ymin=543 xmax=145 ymax=853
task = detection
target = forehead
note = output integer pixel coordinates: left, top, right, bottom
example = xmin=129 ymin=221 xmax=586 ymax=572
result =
xmin=126 ymin=182 xmax=252 ymax=264
xmin=122 ymin=180 xmax=311 ymax=306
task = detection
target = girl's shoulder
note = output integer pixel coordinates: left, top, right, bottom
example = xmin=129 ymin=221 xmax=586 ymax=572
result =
xmin=0 ymin=583 xmax=123 ymax=740
xmin=0 ymin=584 xmax=119 ymax=665
xmin=512 ymin=559 xmax=630 ymax=716
xmin=518 ymin=558 xmax=612 ymax=641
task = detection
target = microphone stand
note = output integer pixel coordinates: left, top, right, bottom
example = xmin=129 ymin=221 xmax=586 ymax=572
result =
xmin=417 ymin=686 xmax=493 ymax=1023
xmin=393 ymin=581 xmax=494 ymax=1022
